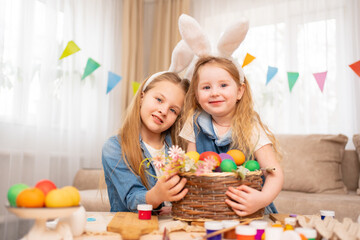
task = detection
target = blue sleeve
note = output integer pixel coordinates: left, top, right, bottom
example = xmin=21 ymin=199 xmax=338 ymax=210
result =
xmin=101 ymin=136 xmax=148 ymax=212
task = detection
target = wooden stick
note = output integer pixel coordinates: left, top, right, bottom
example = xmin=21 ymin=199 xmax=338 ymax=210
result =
xmin=201 ymin=219 xmax=252 ymax=240
xmin=260 ymin=167 xmax=276 ymax=173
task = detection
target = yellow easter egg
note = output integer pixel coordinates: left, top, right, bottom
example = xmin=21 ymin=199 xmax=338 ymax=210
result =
xmin=185 ymin=151 xmax=200 ymax=162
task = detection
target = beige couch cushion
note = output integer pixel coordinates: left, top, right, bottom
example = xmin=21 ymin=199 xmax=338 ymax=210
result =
xmin=274 ymin=190 xmax=360 ymax=221
xmin=277 ymin=134 xmax=348 ymax=193
xmin=353 ymin=134 xmax=360 ymax=194
xmin=80 ymin=189 xmax=110 ymax=212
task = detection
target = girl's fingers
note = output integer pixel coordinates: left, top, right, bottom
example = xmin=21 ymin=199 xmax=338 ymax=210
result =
xmin=226 ymin=190 xmax=246 ymax=205
xmin=225 ymin=199 xmax=246 ymax=212
xmin=227 ymin=186 xmax=248 ymax=200
xmin=170 ymin=188 xmax=188 ymax=202
xmin=166 ymin=174 xmax=181 ymax=187
xmin=169 ymin=177 xmax=187 ymax=195
xmin=232 ymin=208 xmax=248 ymax=217
xmin=235 ymin=184 xmax=252 ymax=193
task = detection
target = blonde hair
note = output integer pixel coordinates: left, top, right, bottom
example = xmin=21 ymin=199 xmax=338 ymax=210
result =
xmin=182 ymin=56 xmax=280 ymax=159
xmin=119 ymin=72 xmax=189 ymax=189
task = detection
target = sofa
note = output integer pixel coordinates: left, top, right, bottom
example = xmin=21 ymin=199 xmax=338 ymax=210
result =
xmin=73 ymin=134 xmax=360 ymax=221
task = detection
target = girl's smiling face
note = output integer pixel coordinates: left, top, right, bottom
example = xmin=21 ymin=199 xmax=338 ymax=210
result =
xmin=140 ymin=80 xmax=185 ymax=138
xmin=196 ymin=63 xmax=244 ymax=119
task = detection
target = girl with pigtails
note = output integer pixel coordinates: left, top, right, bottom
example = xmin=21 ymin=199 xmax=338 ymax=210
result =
xmin=178 ymin=14 xmax=284 ymax=216
xmin=102 ymin=40 xmax=193 ymax=212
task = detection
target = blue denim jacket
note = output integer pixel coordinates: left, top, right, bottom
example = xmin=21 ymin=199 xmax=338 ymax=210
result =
xmin=193 ymin=111 xmax=278 ymax=214
xmin=102 ymin=134 xmax=172 ymax=212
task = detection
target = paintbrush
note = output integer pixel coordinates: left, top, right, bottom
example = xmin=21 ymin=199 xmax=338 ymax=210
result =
xmin=201 ymin=219 xmax=252 ymax=240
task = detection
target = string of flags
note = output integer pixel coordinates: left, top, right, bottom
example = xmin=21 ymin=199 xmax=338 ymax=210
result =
xmin=242 ymin=53 xmax=360 ymax=93
xmin=59 ymin=41 xmax=121 ymax=94
xmin=59 ymin=41 xmax=360 ymax=95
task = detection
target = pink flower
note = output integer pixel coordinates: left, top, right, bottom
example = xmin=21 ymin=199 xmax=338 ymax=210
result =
xmin=195 ymin=161 xmax=213 ymax=176
xmin=204 ymin=156 xmax=218 ymax=170
xmin=152 ymin=154 xmax=165 ymax=169
xmin=168 ymin=145 xmax=185 ymax=161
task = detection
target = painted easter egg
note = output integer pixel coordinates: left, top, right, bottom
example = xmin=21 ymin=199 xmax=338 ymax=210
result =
xmin=220 ymin=159 xmax=237 ymax=172
xmin=185 ymin=151 xmax=200 ymax=162
xmin=227 ymin=149 xmax=245 ymax=165
xmin=199 ymin=151 xmax=221 ymax=167
xmin=244 ymin=160 xmax=260 ymax=171
xmin=7 ymin=183 xmax=29 ymax=207
xmin=218 ymin=153 xmax=234 ymax=162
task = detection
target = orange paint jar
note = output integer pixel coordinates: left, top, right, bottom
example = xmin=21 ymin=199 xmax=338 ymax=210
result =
xmin=236 ymin=226 xmax=256 ymax=240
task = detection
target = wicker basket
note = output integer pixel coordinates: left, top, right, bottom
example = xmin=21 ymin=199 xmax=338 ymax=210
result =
xmin=171 ymin=170 xmax=264 ymax=222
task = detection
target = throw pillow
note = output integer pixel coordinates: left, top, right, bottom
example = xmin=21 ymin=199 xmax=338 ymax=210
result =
xmin=276 ymin=134 xmax=348 ymax=194
xmin=353 ymin=134 xmax=360 ymax=195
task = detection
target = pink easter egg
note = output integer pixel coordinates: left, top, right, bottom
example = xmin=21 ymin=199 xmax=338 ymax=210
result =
xmin=219 ymin=153 xmax=235 ymax=162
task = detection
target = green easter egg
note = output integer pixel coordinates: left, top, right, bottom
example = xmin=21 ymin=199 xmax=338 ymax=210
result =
xmin=7 ymin=183 xmax=29 ymax=207
xmin=220 ymin=159 xmax=237 ymax=172
xmin=244 ymin=160 xmax=260 ymax=171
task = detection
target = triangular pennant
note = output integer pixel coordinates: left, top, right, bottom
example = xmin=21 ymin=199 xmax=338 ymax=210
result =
xmin=107 ymin=72 xmax=122 ymax=94
xmin=81 ymin=58 xmax=101 ymax=80
xmin=266 ymin=66 xmax=278 ymax=85
xmin=59 ymin=41 xmax=80 ymax=60
xmin=287 ymin=72 xmax=299 ymax=92
xmin=349 ymin=60 xmax=360 ymax=77
xmin=242 ymin=53 xmax=256 ymax=68
xmin=132 ymin=81 xmax=141 ymax=96
xmin=313 ymin=71 xmax=327 ymax=92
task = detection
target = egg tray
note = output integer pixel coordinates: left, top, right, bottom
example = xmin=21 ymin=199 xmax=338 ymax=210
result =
xmin=171 ymin=171 xmax=264 ymax=222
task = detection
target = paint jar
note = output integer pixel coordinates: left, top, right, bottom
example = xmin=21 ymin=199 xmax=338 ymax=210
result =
xmin=320 ymin=210 xmax=335 ymax=220
xmin=264 ymin=227 xmax=283 ymax=240
xmin=235 ymin=225 xmax=256 ymax=240
xmin=137 ymin=204 xmax=152 ymax=220
xmin=295 ymin=227 xmax=317 ymax=240
xmin=284 ymin=217 xmax=297 ymax=230
xmin=281 ymin=230 xmax=301 ymax=240
xmin=222 ymin=220 xmax=239 ymax=240
xmin=249 ymin=220 xmax=268 ymax=240
xmin=204 ymin=221 xmax=223 ymax=240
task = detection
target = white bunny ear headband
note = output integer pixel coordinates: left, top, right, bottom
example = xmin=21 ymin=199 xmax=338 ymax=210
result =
xmin=178 ymin=14 xmax=249 ymax=84
xmin=142 ymin=40 xmax=194 ymax=91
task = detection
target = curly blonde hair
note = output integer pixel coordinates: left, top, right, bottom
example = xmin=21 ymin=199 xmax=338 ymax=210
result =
xmin=182 ymin=56 xmax=280 ymax=159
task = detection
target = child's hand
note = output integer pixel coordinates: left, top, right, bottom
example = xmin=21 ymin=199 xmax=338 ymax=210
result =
xmin=147 ymin=174 xmax=188 ymax=208
xmin=225 ymin=185 xmax=267 ymax=216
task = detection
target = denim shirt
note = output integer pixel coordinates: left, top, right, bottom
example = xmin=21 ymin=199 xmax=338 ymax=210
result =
xmin=102 ymin=134 xmax=172 ymax=212
xmin=193 ymin=111 xmax=278 ymax=214
xmin=194 ymin=111 xmax=232 ymax=154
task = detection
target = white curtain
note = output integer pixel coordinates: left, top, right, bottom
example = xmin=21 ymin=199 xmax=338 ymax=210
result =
xmin=0 ymin=0 xmax=122 ymax=238
xmin=191 ymin=0 xmax=360 ymax=148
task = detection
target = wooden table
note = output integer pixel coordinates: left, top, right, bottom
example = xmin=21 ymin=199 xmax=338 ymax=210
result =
xmin=75 ymin=212 xmax=205 ymax=240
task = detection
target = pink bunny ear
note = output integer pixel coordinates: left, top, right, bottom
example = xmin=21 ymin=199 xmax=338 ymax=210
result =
xmin=143 ymin=40 xmax=193 ymax=91
xmin=168 ymin=40 xmax=194 ymax=73
xmin=178 ymin=14 xmax=211 ymax=56
xmin=217 ymin=19 xmax=249 ymax=58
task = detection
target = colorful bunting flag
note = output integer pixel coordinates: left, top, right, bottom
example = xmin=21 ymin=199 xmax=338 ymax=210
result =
xmin=287 ymin=72 xmax=299 ymax=92
xmin=81 ymin=58 xmax=101 ymax=80
xmin=107 ymin=72 xmax=122 ymax=94
xmin=266 ymin=66 xmax=278 ymax=85
xmin=59 ymin=41 xmax=80 ymax=60
xmin=313 ymin=71 xmax=327 ymax=92
xmin=132 ymin=81 xmax=141 ymax=96
xmin=242 ymin=53 xmax=256 ymax=68
xmin=349 ymin=60 xmax=360 ymax=77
